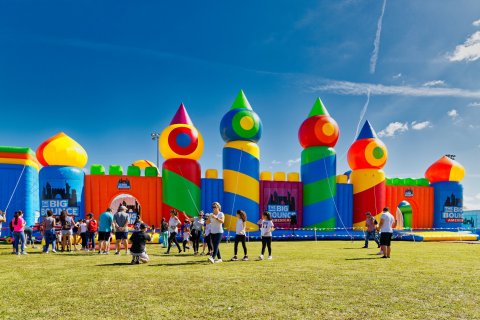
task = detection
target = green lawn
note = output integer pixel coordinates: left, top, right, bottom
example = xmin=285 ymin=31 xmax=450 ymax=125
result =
xmin=0 ymin=240 xmax=479 ymax=320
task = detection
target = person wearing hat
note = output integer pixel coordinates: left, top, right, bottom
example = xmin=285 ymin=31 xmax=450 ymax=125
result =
xmin=362 ymin=212 xmax=380 ymax=249
xmin=129 ymin=223 xmax=151 ymax=264
xmin=114 ymin=206 xmax=130 ymax=255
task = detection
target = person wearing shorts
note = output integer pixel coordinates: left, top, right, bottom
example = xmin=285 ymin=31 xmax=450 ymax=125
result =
xmin=378 ymin=207 xmax=395 ymax=259
xmin=113 ymin=206 xmax=130 ymax=255
xmin=60 ymin=210 xmax=75 ymax=252
xmin=98 ymin=208 xmax=114 ymax=254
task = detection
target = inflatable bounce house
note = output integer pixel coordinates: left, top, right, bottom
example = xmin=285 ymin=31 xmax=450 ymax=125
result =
xmin=0 ymin=91 xmax=477 ymax=241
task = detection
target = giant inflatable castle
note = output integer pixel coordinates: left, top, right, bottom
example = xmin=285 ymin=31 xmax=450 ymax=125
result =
xmin=0 ymin=91 xmax=475 ymax=241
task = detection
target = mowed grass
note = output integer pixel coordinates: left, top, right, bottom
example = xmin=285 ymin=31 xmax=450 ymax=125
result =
xmin=0 ymin=240 xmax=479 ymax=320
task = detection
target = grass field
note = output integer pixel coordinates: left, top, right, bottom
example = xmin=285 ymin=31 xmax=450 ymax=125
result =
xmin=0 ymin=240 xmax=479 ymax=320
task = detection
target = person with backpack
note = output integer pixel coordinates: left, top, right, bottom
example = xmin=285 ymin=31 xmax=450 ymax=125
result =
xmin=60 ymin=210 xmax=75 ymax=252
xmin=86 ymin=213 xmax=98 ymax=252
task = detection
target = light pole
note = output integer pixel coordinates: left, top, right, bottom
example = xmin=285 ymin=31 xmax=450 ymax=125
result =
xmin=151 ymin=132 xmax=160 ymax=168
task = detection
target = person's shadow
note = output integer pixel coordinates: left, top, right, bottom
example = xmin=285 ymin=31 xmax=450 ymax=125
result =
xmin=345 ymin=257 xmax=381 ymax=261
xmin=96 ymin=262 xmax=133 ymax=267
xmin=148 ymin=261 xmax=207 ymax=267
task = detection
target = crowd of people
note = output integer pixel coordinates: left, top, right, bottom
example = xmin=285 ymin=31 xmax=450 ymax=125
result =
xmin=1 ymin=202 xmax=278 ymax=264
xmin=2 ymin=203 xmax=396 ymax=262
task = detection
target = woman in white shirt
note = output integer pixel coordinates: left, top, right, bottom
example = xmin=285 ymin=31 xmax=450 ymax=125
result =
xmin=258 ymin=211 xmax=275 ymax=260
xmin=208 ymin=202 xmax=224 ymax=264
xmin=165 ymin=210 xmax=182 ymax=254
xmin=231 ymin=210 xmax=248 ymax=261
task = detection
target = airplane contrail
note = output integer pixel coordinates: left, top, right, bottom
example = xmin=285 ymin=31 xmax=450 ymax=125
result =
xmin=370 ymin=0 xmax=387 ymax=74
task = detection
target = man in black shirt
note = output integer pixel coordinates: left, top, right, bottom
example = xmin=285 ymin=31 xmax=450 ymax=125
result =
xmin=129 ymin=224 xmax=151 ymax=264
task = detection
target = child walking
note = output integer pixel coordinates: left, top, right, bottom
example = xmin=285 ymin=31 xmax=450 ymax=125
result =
xmin=201 ymin=214 xmax=212 ymax=256
xmin=129 ymin=223 xmax=151 ymax=264
xmin=258 ymin=211 xmax=275 ymax=260
xmin=182 ymin=226 xmax=191 ymax=252
xmin=231 ymin=210 xmax=248 ymax=261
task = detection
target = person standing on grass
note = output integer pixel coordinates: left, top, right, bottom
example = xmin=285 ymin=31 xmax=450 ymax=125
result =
xmin=78 ymin=219 xmax=88 ymax=250
xmin=182 ymin=224 xmax=191 ymax=252
xmin=201 ymin=214 xmax=212 ymax=256
xmin=60 ymin=210 xmax=74 ymax=252
xmin=378 ymin=207 xmax=395 ymax=259
xmin=129 ymin=223 xmax=152 ymax=264
xmin=208 ymin=202 xmax=224 ymax=264
xmin=12 ymin=211 xmax=27 ymax=255
xmin=165 ymin=209 xmax=182 ymax=254
xmin=42 ymin=210 xmax=57 ymax=253
xmin=183 ymin=211 xmax=204 ymax=255
xmin=160 ymin=218 xmax=169 ymax=248
xmin=23 ymin=225 xmax=36 ymax=249
xmin=0 ymin=210 xmax=6 ymax=237
xmin=231 ymin=210 xmax=248 ymax=261
xmin=362 ymin=212 xmax=380 ymax=249
xmin=98 ymin=208 xmax=114 ymax=254
xmin=258 ymin=211 xmax=275 ymax=260
xmin=71 ymin=220 xmax=81 ymax=251
xmin=86 ymin=213 xmax=98 ymax=252
xmin=114 ymin=206 xmax=130 ymax=255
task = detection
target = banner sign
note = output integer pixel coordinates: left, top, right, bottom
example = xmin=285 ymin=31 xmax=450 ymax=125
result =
xmin=260 ymin=181 xmax=303 ymax=229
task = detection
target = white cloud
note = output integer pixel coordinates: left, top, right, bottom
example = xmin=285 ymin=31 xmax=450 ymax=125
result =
xmin=378 ymin=122 xmax=408 ymax=137
xmin=473 ymin=19 xmax=480 ymax=27
xmin=464 ymin=194 xmax=480 ymax=209
xmin=370 ymin=0 xmax=387 ymax=74
xmin=447 ymin=109 xmax=459 ymax=119
xmin=422 ymin=80 xmax=445 ymax=87
xmin=392 ymin=73 xmax=402 ymax=79
xmin=411 ymin=121 xmax=432 ymax=130
xmin=310 ymin=80 xmax=480 ymax=98
xmin=271 ymin=160 xmax=281 ymax=165
xmin=447 ymin=31 xmax=480 ymax=62
xmin=468 ymin=101 xmax=480 ymax=107
xmin=287 ymin=158 xmax=301 ymax=167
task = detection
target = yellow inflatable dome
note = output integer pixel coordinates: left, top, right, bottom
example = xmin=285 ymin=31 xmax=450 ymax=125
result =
xmin=36 ymin=132 xmax=88 ymax=168
xmin=132 ymin=159 xmax=157 ymax=169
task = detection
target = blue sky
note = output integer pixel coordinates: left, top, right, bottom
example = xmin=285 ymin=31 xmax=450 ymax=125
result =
xmin=1 ymin=0 xmax=480 ymax=208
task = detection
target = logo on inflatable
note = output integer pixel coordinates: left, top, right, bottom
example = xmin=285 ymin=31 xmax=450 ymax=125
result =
xmin=117 ymin=178 xmax=131 ymax=190
xmin=442 ymin=193 xmax=463 ymax=223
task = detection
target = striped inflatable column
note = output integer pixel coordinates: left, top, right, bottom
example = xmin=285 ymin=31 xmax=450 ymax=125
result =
xmin=160 ymin=104 xmax=204 ymax=218
xmin=299 ymin=98 xmax=339 ymax=229
xmin=347 ymin=120 xmax=388 ymax=229
xmin=220 ymin=90 xmax=262 ymax=231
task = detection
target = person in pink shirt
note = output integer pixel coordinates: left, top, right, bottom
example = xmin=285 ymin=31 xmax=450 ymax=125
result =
xmin=11 ymin=210 xmax=27 ymax=255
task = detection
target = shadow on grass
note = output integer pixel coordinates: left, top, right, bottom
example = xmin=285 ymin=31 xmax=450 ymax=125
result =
xmin=96 ymin=262 xmax=134 ymax=266
xmin=148 ymin=261 xmax=207 ymax=267
xmin=342 ymin=247 xmax=366 ymax=250
xmin=345 ymin=257 xmax=381 ymax=260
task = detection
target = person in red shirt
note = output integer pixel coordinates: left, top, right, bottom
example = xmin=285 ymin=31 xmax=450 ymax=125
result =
xmin=362 ymin=212 xmax=380 ymax=249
